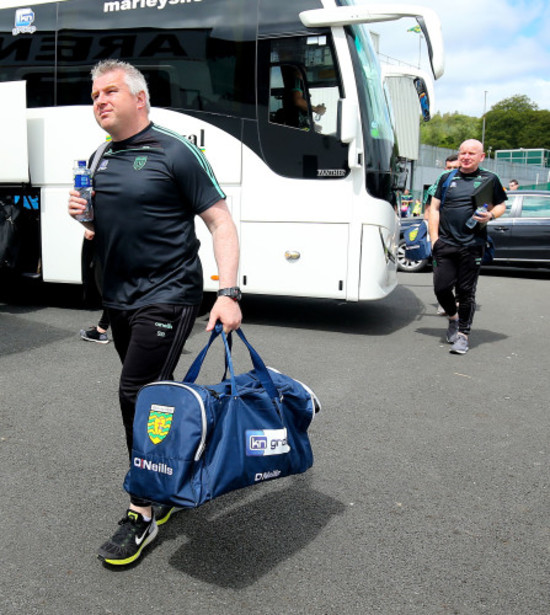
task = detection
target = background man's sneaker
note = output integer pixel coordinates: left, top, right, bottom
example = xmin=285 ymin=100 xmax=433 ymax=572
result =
xmin=446 ymin=319 xmax=459 ymax=344
xmin=153 ymin=504 xmax=182 ymax=526
xmin=97 ymin=510 xmax=158 ymax=566
xmin=450 ymin=334 xmax=469 ymax=354
xmin=80 ymin=327 xmax=109 ymax=344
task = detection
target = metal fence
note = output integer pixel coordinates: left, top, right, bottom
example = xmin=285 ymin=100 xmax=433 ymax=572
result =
xmin=418 ymin=145 xmax=550 ymax=186
xmin=401 ymin=145 xmax=550 ymax=209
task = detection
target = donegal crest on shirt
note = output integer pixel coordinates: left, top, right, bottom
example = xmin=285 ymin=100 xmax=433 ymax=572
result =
xmin=133 ymin=156 xmax=147 ymax=171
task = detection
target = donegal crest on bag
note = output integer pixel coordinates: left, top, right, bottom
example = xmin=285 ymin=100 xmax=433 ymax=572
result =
xmin=403 ymin=220 xmax=431 ymax=260
xmin=147 ymin=404 xmax=175 ymax=444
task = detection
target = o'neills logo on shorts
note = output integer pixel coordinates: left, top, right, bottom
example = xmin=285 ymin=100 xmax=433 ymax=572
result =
xmin=133 ymin=456 xmax=174 ymax=476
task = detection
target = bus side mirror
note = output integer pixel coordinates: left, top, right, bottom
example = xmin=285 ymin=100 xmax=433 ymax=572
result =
xmin=338 ymin=99 xmax=358 ymax=144
xmin=414 ymin=77 xmax=431 ymax=122
xmin=393 ymin=158 xmax=409 ymax=192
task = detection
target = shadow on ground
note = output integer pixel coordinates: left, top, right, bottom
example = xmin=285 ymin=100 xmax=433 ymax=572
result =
xmin=163 ymin=476 xmax=346 ymax=589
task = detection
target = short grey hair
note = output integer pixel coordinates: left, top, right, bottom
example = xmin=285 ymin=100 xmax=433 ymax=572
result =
xmin=91 ymin=60 xmax=150 ymax=112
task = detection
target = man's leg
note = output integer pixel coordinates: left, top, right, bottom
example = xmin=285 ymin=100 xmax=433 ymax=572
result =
xmin=97 ymin=309 xmax=110 ymax=332
xmin=98 ymin=303 xmax=199 ymax=565
xmin=454 ymin=244 xmax=484 ymax=337
xmin=433 ymin=241 xmax=459 ymax=317
xmin=110 ymin=303 xmax=199 ymax=461
xmin=433 ymin=241 xmax=461 ymax=342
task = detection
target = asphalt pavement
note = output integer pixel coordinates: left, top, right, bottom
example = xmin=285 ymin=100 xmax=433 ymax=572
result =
xmin=0 ymin=268 xmax=549 ymax=615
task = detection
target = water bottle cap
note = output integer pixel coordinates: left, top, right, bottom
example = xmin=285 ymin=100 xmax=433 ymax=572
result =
xmin=77 ymin=160 xmax=87 ymax=167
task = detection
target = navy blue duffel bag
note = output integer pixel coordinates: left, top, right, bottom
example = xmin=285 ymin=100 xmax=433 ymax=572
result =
xmin=403 ymin=220 xmax=431 ymax=261
xmin=124 ymin=324 xmax=320 ymax=508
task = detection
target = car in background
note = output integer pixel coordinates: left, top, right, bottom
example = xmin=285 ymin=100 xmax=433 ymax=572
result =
xmin=397 ymin=190 xmax=550 ymax=272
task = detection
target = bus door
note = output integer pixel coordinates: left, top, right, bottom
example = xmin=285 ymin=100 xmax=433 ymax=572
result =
xmin=241 ymin=33 xmax=353 ymax=299
xmin=0 ymin=80 xmax=41 ymax=276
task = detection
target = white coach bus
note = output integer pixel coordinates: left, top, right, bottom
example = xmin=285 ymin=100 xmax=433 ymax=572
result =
xmin=0 ymin=0 xmax=443 ymax=301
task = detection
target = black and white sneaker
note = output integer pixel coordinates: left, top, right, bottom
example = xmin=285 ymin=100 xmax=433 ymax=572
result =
xmin=97 ymin=510 xmax=158 ymax=566
xmin=80 ymin=327 xmax=109 ymax=344
xmin=153 ymin=504 xmax=183 ymax=526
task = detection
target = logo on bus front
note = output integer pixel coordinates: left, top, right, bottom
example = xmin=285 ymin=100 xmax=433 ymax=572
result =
xmin=13 ymin=8 xmax=37 ymax=36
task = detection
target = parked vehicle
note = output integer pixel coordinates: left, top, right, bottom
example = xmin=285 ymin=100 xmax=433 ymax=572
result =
xmin=488 ymin=191 xmax=550 ymax=267
xmin=397 ymin=191 xmax=550 ymax=272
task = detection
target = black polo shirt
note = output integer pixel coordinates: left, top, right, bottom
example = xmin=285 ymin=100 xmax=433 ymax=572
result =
xmin=434 ymin=168 xmax=507 ymax=247
xmin=92 ymin=122 xmax=225 ymax=309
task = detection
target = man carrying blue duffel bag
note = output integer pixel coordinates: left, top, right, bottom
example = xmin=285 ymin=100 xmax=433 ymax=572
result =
xmin=68 ymin=60 xmax=242 ymax=566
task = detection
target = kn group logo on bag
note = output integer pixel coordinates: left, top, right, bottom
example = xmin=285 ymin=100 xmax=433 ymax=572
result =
xmin=147 ymin=404 xmax=175 ymax=444
xmin=246 ymin=428 xmax=290 ymax=456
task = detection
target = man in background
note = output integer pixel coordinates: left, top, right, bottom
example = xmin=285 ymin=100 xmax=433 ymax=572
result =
xmin=428 ymin=140 xmax=506 ymax=354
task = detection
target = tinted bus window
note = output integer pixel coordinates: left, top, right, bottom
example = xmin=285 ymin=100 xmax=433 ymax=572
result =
xmin=0 ymin=5 xmax=256 ymax=117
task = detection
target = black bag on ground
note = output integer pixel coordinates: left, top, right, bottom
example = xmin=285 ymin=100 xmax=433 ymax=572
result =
xmin=0 ymin=196 xmax=23 ymax=269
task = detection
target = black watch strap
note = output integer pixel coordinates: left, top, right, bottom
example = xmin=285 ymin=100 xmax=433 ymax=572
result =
xmin=217 ymin=287 xmax=242 ymax=301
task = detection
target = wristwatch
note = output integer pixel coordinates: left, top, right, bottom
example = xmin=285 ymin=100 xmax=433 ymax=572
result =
xmin=217 ymin=287 xmax=242 ymax=302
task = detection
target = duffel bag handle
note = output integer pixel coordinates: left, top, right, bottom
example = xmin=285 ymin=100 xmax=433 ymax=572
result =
xmin=183 ymin=323 xmax=280 ymax=400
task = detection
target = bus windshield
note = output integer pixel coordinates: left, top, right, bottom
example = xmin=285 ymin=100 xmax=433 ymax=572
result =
xmin=348 ymin=22 xmax=393 ymax=144
xmin=336 ymin=0 xmax=394 ymax=146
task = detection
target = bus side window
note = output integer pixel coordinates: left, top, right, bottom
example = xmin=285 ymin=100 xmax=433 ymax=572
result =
xmin=270 ymin=63 xmax=312 ymax=131
xmin=268 ymin=37 xmax=340 ymax=137
xmin=258 ymin=35 xmax=348 ymax=180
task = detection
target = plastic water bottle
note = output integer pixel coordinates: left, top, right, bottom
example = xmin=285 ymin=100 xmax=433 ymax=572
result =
xmin=73 ymin=160 xmax=94 ymax=222
xmin=465 ymin=203 xmax=488 ymax=229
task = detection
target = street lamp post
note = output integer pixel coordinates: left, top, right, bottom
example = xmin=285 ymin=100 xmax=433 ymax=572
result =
xmin=481 ymin=90 xmax=488 ymax=150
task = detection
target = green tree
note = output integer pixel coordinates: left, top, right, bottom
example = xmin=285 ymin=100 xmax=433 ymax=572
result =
xmin=484 ymin=95 xmax=539 ymax=151
xmin=420 ymin=95 xmax=550 ymax=154
xmin=420 ymin=112 xmax=481 ymax=150
xmin=522 ymin=110 xmax=550 ymax=149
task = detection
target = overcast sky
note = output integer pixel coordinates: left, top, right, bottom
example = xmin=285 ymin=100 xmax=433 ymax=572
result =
xmin=370 ymin=0 xmax=550 ymax=117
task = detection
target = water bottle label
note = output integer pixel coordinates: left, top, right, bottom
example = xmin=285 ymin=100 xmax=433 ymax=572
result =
xmin=74 ymin=175 xmax=92 ymax=189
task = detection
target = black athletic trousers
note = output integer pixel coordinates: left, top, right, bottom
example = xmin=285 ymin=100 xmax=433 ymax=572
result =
xmin=432 ymin=240 xmax=484 ymax=336
xmin=107 ymin=303 xmax=199 ymax=507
